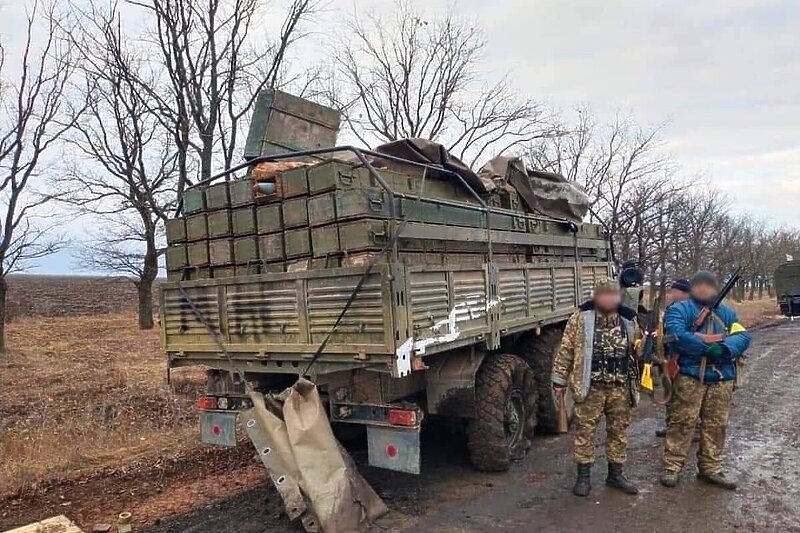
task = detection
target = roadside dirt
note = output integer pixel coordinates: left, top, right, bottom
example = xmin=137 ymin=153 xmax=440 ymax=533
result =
xmin=136 ymin=318 xmax=799 ymax=533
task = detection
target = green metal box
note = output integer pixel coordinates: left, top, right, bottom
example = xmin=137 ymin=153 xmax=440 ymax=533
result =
xmin=165 ymin=218 xmax=187 ymax=244
xmin=282 ymin=197 xmax=309 ymax=228
xmin=205 ymin=182 xmax=230 ymax=211
xmin=165 ymin=244 xmax=188 ymax=270
xmin=187 ymin=241 xmax=210 ymax=266
xmin=207 ymin=210 xmax=232 ymax=239
xmin=258 ymin=233 xmax=284 ymax=261
xmin=232 ymin=207 xmax=257 ymax=236
xmin=229 ymin=179 xmax=254 ymax=207
xmin=256 ymin=204 xmax=282 ymax=234
xmin=182 ymin=187 xmax=206 ymax=214
xmin=284 ymin=227 xmax=311 ymax=258
xmin=234 ymin=236 xmax=259 ymax=264
xmin=209 ymin=238 xmax=234 ymax=266
xmin=185 ymin=214 xmax=208 ymax=242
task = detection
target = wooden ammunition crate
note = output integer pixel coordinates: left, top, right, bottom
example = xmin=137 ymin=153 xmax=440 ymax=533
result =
xmin=307 ymin=187 xmax=526 ymax=232
xmin=284 ymin=227 xmax=311 ymax=258
xmin=243 ymin=89 xmax=340 ymax=160
xmin=185 ymin=266 xmax=211 ymax=280
xmin=279 ymin=166 xmax=309 ymax=198
xmin=182 ymin=187 xmax=206 ymax=214
xmin=187 ymin=241 xmax=210 ymax=266
xmin=165 ymin=218 xmax=187 ymax=244
xmin=212 ymin=265 xmax=237 ymax=278
xmin=258 ymin=232 xmax=284 ymax=261
xmin=165 ymin=244 xmax=188 ymax=270
xmin=205 ymin=182 xmax=230 ymax=211
xmin=307 ymin=187 xmax=387 ymax=226
xmin=256 ymin=204 xmax=282 ymax=234
xmin=232 ymin=206 xmax=257 ymax=236
xmin=282 ymin=196 xmax=309 ymax=228
xmin=312 ymin=219 xmax=388 ymax=256
xmin=229 ymin=179 xmax=254 ymax=207
xmin=209 ymin=238 xmax=234 ymax=266
xmin=306 ymin=160 xmax=477 ymax=203
xmin=185 ymin=214 xmax=208 ymax=242
xmin=207 ymin=210 xmax=232 ymax=239
xmin=234 ymin=236 xmax=259 ymax=264
xmin=487 ymin=188 xmax=522 ymax=211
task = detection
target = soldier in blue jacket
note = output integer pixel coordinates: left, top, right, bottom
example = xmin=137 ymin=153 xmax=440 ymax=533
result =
xmin=660 ymin=271 xmax=751 ymax=489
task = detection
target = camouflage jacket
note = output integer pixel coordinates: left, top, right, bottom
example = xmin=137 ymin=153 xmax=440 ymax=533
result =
xmin=551 ymin=302 xmax=641 ymax=402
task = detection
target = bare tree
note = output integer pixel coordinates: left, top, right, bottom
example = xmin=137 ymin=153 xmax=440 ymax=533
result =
xmin=331 ymin=0 xmax=560 ymax=166
xmin=0 ymin=2 xmax=77 ymax=352
xmin=61 ymin=2 xmax=177 ymax=329
xmin=129 ymin=0 xmax=318 ymax=184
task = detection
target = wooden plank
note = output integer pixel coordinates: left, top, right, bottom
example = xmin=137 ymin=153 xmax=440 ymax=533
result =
xmin=5 ymin=515 xmax=84 ymax=533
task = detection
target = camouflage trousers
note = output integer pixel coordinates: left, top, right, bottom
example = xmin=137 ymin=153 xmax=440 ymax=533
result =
xmin=573 ymin=382 xmax=632 ymax=464
xmin=663 ymin=374 xmax=734 ymax=474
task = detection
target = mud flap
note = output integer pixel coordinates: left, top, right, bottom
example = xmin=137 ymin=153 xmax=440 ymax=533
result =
xmin=243 ymin=379 xmax=388 ymax=532
xmin=367 ymin=426 xmax=421 ymax=474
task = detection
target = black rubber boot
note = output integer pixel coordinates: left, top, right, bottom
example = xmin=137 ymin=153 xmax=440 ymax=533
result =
xmin=698 ymin=472 xmax=737 ymax=490
xmin=606 ymin=462 xmax=639 ymax=494
xmin=572 ymin=463 xmax=592 ymax=497
xmin=660 ymin=470 xmax=679 ymax=488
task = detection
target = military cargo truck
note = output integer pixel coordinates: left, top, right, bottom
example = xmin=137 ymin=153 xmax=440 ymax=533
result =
xmin=775 ymin=261 xmax=800 ymax=317
xmin=160 ymin=90 xmax=614 ymax=474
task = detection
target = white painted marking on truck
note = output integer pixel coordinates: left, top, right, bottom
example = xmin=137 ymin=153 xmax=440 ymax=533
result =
xmin=394 ymin=295 xmax=503 ymax=376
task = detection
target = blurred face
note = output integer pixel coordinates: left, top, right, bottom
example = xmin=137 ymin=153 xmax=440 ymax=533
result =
xmin=691 ymin=282 xmax=718 ymax=303
xmin=595 ymin=290 xmax=621 ymax=312
xmin=667 ymin=288 xmax=690 ymax=305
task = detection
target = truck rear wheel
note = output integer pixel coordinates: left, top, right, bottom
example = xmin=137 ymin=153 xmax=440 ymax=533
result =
xmin=516 ymin=326 xmax=572 ymax=434
xmin=467 ymin=354 xmax=537 ymax=472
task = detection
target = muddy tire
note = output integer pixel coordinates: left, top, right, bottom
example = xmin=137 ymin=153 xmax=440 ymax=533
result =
xmin=516 ymin=326 xmax=571 ymax=434
xmin=467 ymin=354 xmax=537 ymax=472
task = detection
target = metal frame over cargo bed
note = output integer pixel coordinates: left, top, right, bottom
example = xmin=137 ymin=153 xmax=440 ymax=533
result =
xmin=162 ymin=145 xmax=612 ymax=377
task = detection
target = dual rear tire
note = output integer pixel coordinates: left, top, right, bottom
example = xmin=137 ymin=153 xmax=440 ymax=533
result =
xmin=466 ymin=325 xmax=569 ymax=471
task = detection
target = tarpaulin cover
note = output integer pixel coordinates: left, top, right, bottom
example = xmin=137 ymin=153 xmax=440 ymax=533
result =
xmin=245 ymin=379 xmax=387 ymax=532
xmin=364 ymin=138 xmax=495 ymax=194
xmin=478 ymin=155 xmax=590 ymax=224
xmin=363 ymin=140 xmax=589 ymax=224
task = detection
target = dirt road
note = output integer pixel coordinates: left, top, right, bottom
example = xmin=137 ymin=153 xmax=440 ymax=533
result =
xmin=145 ymin=319 xmax=800 ymax=533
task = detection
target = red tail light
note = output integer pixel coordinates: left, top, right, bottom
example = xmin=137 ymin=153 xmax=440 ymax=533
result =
xmin=197 ymin=396 xmax=218 ymax=410
xmin=388 ymin=409 xmax=417 ymax=427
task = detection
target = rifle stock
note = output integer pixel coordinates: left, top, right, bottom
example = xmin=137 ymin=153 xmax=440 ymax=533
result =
xmin=556 ymin=389 xmax=569 ymax=433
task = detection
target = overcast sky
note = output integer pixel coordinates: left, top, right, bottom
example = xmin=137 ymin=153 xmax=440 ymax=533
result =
xmin=2 ymin=0 xmax=798 ymax=274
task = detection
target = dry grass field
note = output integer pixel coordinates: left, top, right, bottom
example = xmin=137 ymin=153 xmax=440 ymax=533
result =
xmin=0 ymin=314 xmax=204 ymax=499
xmin=0 ymin=275 xmax=784 ymax=528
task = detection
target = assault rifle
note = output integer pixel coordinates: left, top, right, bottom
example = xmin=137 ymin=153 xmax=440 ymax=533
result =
xmin=639 ymin=293 xmax=673 ymax=404
xmin=694 ymin=266 xmax=743 ymax=384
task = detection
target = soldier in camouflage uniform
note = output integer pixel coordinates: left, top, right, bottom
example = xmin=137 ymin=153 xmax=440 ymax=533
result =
xmin=660 ymin=271 xmax=751 ymax=490
xmin=552 ymin=279 xmax=642 ymax=497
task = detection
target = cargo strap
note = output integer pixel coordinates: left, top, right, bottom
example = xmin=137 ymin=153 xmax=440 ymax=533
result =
xmin=302 ymin=216 xmax=410 ymax=375
xmin=177 ymin=285 xmax=249 ymax=388
xmin=303 ymin=168 xmax=431 ymax=375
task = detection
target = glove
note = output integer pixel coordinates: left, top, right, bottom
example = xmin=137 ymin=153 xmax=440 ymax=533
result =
xmin=704 ymin=343 xmax=729 ymax=361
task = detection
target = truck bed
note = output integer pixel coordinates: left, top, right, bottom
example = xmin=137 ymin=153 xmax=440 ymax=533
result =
xmin=161 ymin=260 xmax=610 ymax=377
